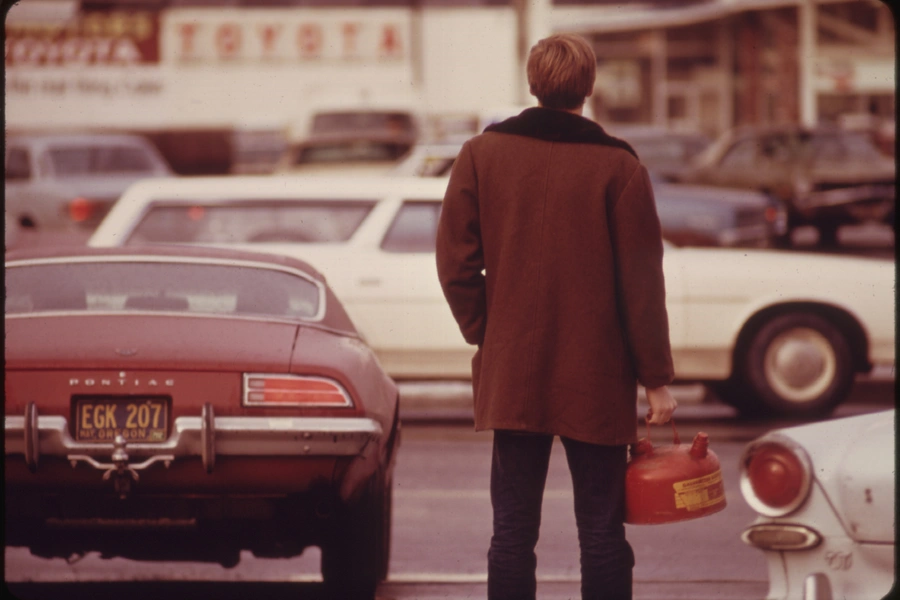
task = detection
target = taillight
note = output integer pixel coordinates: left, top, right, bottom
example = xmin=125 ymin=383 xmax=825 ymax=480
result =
xmin=68 ymin=197 xmax=97 ymax=222
xmin=242 ymin=374 xmax=353 ymax=408
xmin=740 ymin=438 xmax=812 ymax=517
xmin=764 ymin=206 xmax=778 ymax=223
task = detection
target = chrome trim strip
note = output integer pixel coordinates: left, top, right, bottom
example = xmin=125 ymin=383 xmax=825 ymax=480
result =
xmin=4 ymin=255 xmax=328 ymax=323
xmin=803 ymin=184 xmax=895 ymax=208
xmin=5 ymin=415 xmax=381 ymax=459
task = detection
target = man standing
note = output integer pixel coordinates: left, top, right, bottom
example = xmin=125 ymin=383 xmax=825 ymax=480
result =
xmin=435 ymin=34 xmax=678 ymax=600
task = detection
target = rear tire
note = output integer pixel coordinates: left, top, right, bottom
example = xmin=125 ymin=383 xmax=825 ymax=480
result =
xmin=816 ymin=223 xmax=841 ymax=248
xmin=737 ymin=313 xmax=854 ymax=417
xmin=320 ymin=471 xmax=391 ymax=599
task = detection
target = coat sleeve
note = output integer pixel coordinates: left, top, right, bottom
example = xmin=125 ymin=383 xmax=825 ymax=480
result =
xmin=435 ymin=140 xmax=487 ymax=346
xmin=609 ymin=163 xmax=675 ymax=388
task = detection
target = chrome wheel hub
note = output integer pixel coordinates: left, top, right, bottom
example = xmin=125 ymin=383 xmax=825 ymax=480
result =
xmin=764 ymin=327 xmax=836 ymax=403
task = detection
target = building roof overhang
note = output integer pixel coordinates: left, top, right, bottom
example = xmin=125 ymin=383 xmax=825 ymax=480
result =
xmin=552 ymin=0 xmax=857 ymax=34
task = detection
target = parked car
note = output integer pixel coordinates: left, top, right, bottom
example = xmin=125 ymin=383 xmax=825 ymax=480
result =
xmin=739 ymin=409 xmax=894 ymax=600
xmin=4 ymin=132 xmax=174 ymax=232
xmin=276 ymin=109 xmax=419 ymax=175
xmin=88 ymin=176 xmax=894 ymax=417
xmin=4 ymin=245 xmax=399 ymax=597
xmin=678 ymin=124 xmax=896 ymax=246
xmin=607 ymin=127 xmax=712 ymax=182
xmin=391 ymin=142 xmax=788 ymax=248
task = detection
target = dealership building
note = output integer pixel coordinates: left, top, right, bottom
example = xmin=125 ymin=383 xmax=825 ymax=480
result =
xmin=5 ymin=0 xmax=894 ymax=173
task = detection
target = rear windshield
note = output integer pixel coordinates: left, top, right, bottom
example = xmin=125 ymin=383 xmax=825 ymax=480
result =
xmin=5 ymin=261 xmax=322 ymax=319
xmin=311 ymin=112 xmax=415 ymax=136
xmin=295 ymin=142 xmax=411 ymax=165
xmin=48 ymin=145 xmax=159 ymax=176
xmin=125 ymin=200 xmax=375 ymax=244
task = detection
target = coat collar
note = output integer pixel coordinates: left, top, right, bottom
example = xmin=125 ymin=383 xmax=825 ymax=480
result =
xmin=484 ymin=107 xmax=637 ymax=158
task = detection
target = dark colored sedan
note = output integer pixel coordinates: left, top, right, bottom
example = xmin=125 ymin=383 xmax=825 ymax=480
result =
xmin=678 ymin=124 xmax=895 ymax=246
xmin=4 ymin=245 xmax=399 ymax=598
xmin=392 ymin=143 xmax=787 ymax=248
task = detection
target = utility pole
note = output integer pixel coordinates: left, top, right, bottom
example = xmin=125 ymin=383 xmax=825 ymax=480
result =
xmin=514 ymin=0 xmax=552 ymax=105
xmin=798 ymin=0 xmax=818 ymax=126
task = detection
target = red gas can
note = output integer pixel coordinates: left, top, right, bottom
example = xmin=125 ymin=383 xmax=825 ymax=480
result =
xmin=625 ymin=419 xmax=727 ymax=525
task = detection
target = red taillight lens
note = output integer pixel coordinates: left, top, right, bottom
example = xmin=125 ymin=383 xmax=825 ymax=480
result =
xmin=243 ymin=374 xmax=352 ymax=407
xmin=68 ymin=197 xmax=96 ymax=222
xmin=741 ymin=440 xmax=812 ymax=517
xmin=747 ymin=443 xmax=804 ymax=507
xmin=764 ymin=206 xmax=778 ymax=223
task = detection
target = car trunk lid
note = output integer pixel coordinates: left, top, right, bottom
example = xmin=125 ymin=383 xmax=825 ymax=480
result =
xmin=5 ymin=316 xmax=300 ymax=419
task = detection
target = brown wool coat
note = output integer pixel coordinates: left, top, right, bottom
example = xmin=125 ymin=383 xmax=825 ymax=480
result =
xmin=436 ymin=107 xmax=674 ymax=446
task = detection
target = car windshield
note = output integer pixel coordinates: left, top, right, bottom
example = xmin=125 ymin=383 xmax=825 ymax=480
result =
xmin=125 ymin=200 xmax=375 ymax=244
xmin=311 ymin=112 xmax=415 ymax=135
xmin=797 ymin=131 xmax=885 ymax=162
xmin=5 ymin=260 xmax=321 ymax=319
xmin=48 ymin=145 xmax=157 ymax=176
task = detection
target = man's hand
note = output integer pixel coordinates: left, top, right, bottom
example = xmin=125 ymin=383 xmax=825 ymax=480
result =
xmin=645 ymin=386 xmax=677 ymax=425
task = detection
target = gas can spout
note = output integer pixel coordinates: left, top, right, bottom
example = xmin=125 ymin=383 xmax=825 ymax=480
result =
xmin=689 ymin=432 xmax=709 ymax=459
xmin=632 ymin=438 xmax=654 ymax=456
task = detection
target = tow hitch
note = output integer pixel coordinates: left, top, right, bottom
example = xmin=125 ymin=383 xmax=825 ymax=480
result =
xmin=68 ymin=434 xmax=175 ymax=499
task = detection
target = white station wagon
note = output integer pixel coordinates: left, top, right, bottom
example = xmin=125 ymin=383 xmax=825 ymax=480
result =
xmin=89 ymin=176 xmax=895 ymax=417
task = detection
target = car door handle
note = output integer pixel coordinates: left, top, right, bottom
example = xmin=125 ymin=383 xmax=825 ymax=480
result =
xmin=358 ymin=277 xmax=382 ymax=287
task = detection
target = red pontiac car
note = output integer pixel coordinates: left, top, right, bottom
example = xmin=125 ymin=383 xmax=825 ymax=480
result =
xmin=4 ymin=245 xmax=400 ymax=598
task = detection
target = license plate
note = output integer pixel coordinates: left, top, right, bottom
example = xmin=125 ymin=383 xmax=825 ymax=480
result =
xmin=75 ymin=397 xmax=169 ymax=443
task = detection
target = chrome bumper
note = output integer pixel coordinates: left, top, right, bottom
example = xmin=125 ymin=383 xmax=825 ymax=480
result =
xmin=5 ymin=402 xmax=382 ymax=476
xmin=803 ymin=573 xmax=833 ymax=600
xmin=800 ymin=184 xmax=895 ymax=210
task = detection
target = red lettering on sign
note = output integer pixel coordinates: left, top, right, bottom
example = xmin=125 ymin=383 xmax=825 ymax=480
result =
xmin=379 ymin=24 xmax=402 ymax=58
xmin=258 ymin=24 xmax=282 ymax=57
xmin=216 ymin=23 xmax=241 ymax=58
xmin=342 ymin=22 xmax=360 ymax=58
xmin=297 ymin=24 xmax=322 ymax=58
xmin=179 ymin=22 xmax=199 ymax=58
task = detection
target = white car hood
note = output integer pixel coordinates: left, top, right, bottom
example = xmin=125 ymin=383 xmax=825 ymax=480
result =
xmin=774 ymin=410 xmax=895 ymax=544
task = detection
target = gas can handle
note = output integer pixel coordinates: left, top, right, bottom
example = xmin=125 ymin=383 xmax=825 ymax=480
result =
xmin=645 ymin=410 xmax=681 ymax=445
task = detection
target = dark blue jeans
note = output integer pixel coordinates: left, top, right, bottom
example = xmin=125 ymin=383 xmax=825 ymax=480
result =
xmin=488 ymin=430 xmax=634 ymax=600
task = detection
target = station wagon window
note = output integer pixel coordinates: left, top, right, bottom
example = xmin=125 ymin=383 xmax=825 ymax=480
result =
xmin=380 ymin=200 xmax=441 ymax=253
xmin=295 ymin=142 xmax=411 ymax=165
xmin=48 ymin=145 xmax=157 ymax=176
xmin=126 ymin=200 xmax=376 ymax=245
xmin=4 ymin=147 xmax=31 ymax=181
xmin=5 ymin=261 xmax=321 ymax=319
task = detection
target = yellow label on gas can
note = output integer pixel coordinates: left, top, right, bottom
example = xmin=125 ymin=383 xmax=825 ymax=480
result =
xmin=672 ymin=469 xmax=725 ymax=511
